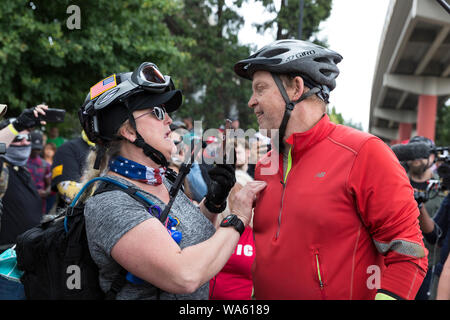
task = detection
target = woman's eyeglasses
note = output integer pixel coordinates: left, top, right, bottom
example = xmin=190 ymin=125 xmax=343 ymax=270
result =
xmin=135 ymin=106 xmax=167 ymax=122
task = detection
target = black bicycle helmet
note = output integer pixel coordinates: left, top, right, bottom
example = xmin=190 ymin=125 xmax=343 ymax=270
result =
xmin=79 ymin=62 xmax=183 ymax=168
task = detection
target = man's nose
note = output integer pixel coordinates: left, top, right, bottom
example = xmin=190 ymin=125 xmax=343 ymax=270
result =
xmin=248 ymin=94 xmax=257 ymax=109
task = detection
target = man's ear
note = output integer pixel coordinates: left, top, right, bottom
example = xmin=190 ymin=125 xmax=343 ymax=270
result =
xmin=118 ymin=122 xmax=136 ymax=142
xmin=292 ymin=76 xmax=305 ymax=101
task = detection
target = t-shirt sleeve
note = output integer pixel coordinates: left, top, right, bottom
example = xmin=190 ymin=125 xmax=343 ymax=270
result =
xmin=84 ymin=189 xmax=156 ymax=255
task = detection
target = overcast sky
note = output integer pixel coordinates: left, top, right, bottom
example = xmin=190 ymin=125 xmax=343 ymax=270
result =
xmin=236 ymin=0 xmax=392 ymax=132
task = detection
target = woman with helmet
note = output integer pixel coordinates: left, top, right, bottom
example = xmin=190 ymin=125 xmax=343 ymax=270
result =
xmin=78 ymin=62 xmax=266 ymax=299
xmin=234 ymin=39 xmax=428 ymax=300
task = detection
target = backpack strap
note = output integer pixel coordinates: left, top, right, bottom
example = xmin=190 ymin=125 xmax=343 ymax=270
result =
xmin=93 ymin=181 xmax=160 ymax=219
xmin=84 ymin=177 xmax=164 ymax=300
xmin=104 ymin=268 xmax=128 ymax=300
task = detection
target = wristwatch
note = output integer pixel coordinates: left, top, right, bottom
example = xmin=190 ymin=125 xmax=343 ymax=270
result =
xmin=220 ymin=214 xmax=245 ymax=236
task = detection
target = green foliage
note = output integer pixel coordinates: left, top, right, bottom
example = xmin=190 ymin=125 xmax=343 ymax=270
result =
xmin=328 ymin=105 xmax=363 ymax=131
xmin=0 ymin=0 xmax=190 ymax=137
xmin=253 ymin=0 xmax=332 ymax=43
xmin=0 ymin=0 xmax=333 ymax=137
xmin=436 ymin=101 xmax=450 ymax=146
xmin=328 ymin=106 xmax=344 ymax=124
xmin=165 ymin=0 xmax=255 ymax=130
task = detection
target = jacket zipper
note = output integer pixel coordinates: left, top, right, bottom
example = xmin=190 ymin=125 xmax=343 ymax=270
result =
xmin=275 ymin=182 xmax=287 ymax=239
xmin=315 ymin=254 xmax=324 ymax=289
xmin=275 ymin=147 xmax=293 ymax=239
xmin=314 ymin=250 xmax=326 ymax=299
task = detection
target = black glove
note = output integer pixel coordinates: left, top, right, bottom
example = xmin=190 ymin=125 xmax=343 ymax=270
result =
xmin=12 ymin=108 xmax=40 ymax=132
xmin=414 ymin=190 xmax=428 ymax=208
xmin=205 ymin=163 xmax=236 ymax=213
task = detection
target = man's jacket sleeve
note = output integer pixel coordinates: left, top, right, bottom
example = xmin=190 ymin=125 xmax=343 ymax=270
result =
xmin=348 ymin=138 xmax=428 ymax=300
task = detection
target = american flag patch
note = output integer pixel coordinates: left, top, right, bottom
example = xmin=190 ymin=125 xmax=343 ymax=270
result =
xmin=90 ymin=74 xmax=117 ymax=99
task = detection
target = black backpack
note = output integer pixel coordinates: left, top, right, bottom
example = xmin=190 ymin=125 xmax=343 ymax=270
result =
xmin=15 ymin=176 xmax=164 ymax=300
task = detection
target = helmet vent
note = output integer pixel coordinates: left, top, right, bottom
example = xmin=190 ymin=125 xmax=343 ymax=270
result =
xmin=314 ymin=57 xmax=330 ymax=63
xmin=261 ymin=48 xmax=289 ymax=58
xmin=320 ymin=69 xmax=333 ymax=77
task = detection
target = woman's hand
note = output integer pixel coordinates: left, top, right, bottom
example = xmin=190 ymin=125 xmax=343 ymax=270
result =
xmin=229 ymin=180 xmax=266 ymax=226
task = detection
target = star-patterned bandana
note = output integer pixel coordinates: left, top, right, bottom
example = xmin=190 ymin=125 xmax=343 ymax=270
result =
xmin=109 ymin=156 xmax=166 ymax=185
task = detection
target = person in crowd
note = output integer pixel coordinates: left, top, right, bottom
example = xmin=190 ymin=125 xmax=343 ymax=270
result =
xmin=233 ymin=39 xmax=427 ymax=300
xmin=0 ymin=105 xmax=47 ymax=299
xmin=437 ymin=243 xmax=450 ymax=299
xmin=230 ymin=117 xmax=240 ymax=130
xmin=42 ymin=142 xmax=56 ymax=166
xmin=417 ymin=190 xmax=450 ymax=300
xmin=209 ymin=139 xmax=255 ymax=300
xmin=247 ymin=135 xmax=270 ymax=179
xmin=182 ymin=116 xmax=194 ymax=132
xmin=26 ymin=130 xmax=51 ymax=214
xmin=79 ymin=62 xmax=266 ymax=299
xmin=42 ymin=142 xmax=57 ymax=213
xmin=184 ymin=134 xmax=210 ymax=204
xmin=167 ymin=122 xmax=194 ymax=200
xmin=403 ymin=136 xmax=446 ymax=300
xmin=46 ymin=126 xmax=66 ymax=148
xmin=50 ymin=130 xmax=95 ymax=209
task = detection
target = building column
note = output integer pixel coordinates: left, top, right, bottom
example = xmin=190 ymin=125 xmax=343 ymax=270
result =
xmin=398 ymin=123 xmax=413 ymax=142
xmin=416 ymin=95 xmax=437 ymax=141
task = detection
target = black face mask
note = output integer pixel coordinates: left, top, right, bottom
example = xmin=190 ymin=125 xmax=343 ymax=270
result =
xmin=2 ymin=145 xmax=32 ymax=166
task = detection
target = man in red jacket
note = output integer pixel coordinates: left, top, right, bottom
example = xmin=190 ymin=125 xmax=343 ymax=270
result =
xmin=234 ymin=39 xmax=428 ymax=300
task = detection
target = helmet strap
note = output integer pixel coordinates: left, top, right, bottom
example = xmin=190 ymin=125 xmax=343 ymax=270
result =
xmin=132 ymin=132 xmax=168 ymax=168
xmin=93 ymin=144 xmax=106 ymax=170
xmin=271 ymin=74 xmax=321 ymax=154
xmin=124 ymin=100 xmax=169 ymax=168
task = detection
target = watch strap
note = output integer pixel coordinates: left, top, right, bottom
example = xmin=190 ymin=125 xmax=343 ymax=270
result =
xmin=221 ymin=214 xmax=245 ymax=236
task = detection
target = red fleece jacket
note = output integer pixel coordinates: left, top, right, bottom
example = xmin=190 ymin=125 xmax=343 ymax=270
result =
xmin=252 ymin=115 xmax=427 ymax=300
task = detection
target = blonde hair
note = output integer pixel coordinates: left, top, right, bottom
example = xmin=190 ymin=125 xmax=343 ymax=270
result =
xmin=78 ymin=133 xmax=123 ymax=203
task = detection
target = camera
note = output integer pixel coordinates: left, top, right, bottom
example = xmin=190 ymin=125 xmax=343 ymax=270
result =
xmin=434 ymin=147 xmax=450 ymax=191
xmin=414 ymin=179 xmax=441 ymax=205
xmin=39 ymin=108 xmax=66 ymax=123
xmin=414 ymin=190 xmax=429 ymax=204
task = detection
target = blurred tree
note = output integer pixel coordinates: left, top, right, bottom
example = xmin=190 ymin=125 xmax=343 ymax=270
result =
xmin=328 ymin=106 xmax=363 ymax=131
xmin=253 ymin=0 xmax=332 ymax=44
xmin=0 ymin=0 xmax=190 ymax=137
xmin=0 ymin=0 xmax=335 ymax=136
xmin=436 ymin=100 xmax=450 ymax=146
xmin=165 ymin=0 xmax=255 ymax=130
xmin=328 ymin=106 xmax=344 ymax=125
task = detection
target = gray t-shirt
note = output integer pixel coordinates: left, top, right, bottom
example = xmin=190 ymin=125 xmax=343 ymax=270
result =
xmin=84 ymin=175 xmax=216 ymax=300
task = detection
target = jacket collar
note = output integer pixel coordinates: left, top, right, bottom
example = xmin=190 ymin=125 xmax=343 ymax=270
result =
xmin=284 ymin=114 xmax=336 ymax=158
xmin=257 ymin=114 xmax=336 ymax=177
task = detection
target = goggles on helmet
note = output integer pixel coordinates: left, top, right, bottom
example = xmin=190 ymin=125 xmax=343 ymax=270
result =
xmin=86 ymin=62 xmax=175 ymax=114
xmin=131 ymin=62 xmax=172 ymax=91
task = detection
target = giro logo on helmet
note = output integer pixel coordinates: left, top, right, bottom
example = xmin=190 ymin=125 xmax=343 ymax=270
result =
xmin=285 ymin=50 xmax=316 ymax=62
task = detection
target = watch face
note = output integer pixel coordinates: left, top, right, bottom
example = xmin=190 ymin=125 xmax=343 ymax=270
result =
xmin=220 ymin=214 xmax=244 ymax=236
xmin=221 ymin=215 xmax=235 ymax=226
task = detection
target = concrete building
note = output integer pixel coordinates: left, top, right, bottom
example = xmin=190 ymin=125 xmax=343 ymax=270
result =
xmin=369 ymin=0 xmax=450 ymax=144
